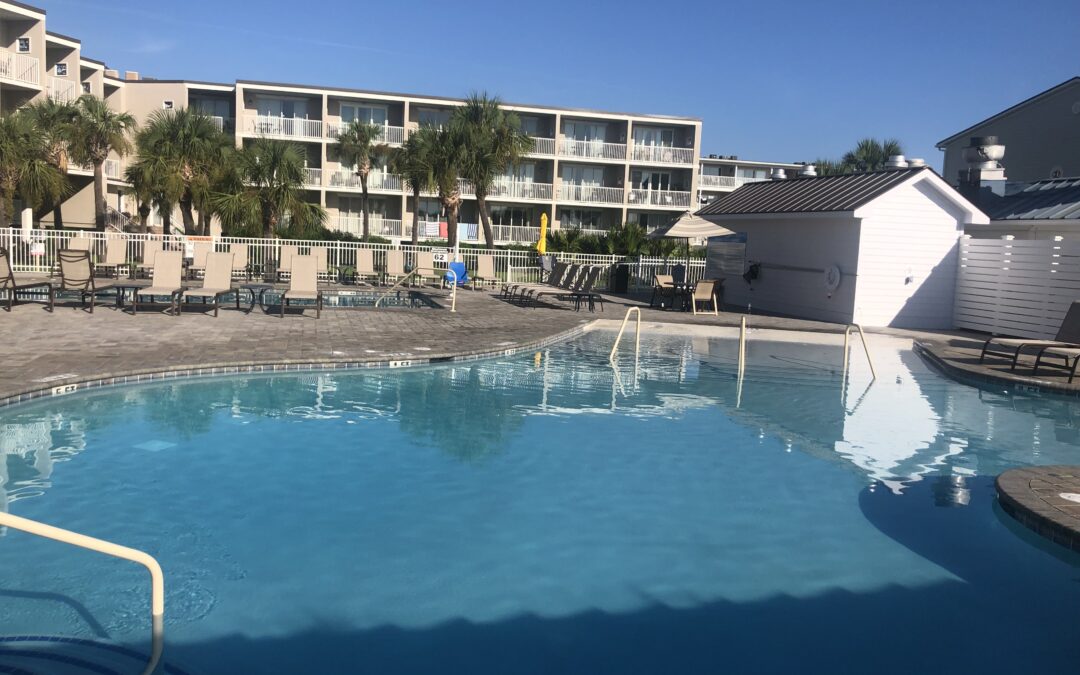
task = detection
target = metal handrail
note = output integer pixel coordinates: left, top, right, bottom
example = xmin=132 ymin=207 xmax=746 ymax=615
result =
xmin=843 ymin=323 xmax=877 ymax=380
xmin=609 ymin=306 xmax=642 ymax=362
xmin=0 ymin=512 xmax=164 ymax=675
xmin=373 ymin=269 xmax=421 ymax=307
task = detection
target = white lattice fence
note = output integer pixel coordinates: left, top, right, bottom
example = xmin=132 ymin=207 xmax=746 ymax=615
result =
xmin=954 ymin=237 xmax=1080 ymax=339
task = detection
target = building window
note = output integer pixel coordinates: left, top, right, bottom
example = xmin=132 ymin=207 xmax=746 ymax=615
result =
xmin=82 ymin=82 xmax=91 ymax=93
xmin=416 ymin=198 xmax=442 ymax=221
xmin=16 ymin=37 xmax=30 ymax=53
xmin=416 ymin=107 xmax=450 ymax=128
xmin=162 ymin=100 xmax=174 ymax=110
xmin=55 ymin=63 xmax=67 ymax=76
xmin=341 ymin=103 xmax=388 ymax=126
xmin=559 ymin=209 xmax=602 ymax=229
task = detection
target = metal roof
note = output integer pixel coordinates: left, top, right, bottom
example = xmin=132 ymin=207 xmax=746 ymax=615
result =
xmin=987 ymin=177 xmax=1080 ymax=221
xmin=696 ymin=167 xmax=928 ymax=217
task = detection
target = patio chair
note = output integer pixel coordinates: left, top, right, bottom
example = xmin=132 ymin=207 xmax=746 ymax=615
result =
xmin=473 ymin=254 xmax=497 ymax=290
xmin=188 ymin=241 xmax=213 ymax=279
xmin=56 ymin=249 xmax=117 ymax=313
xmin=532 ymin=264 xmax=589 ymax=308
xmin=0 ymin=246 xmax=54 ymax=312
xmin=517 ymin=263 xmax=578 ymax=305
xmin=1033 ymin=346 xmax=1080 ymax=383
xmin=310 ymin=246 xmax=328 ymax=283
xmin=279 ymin=254 xmax=323 ymax=318
xmin=445 ymin=261 xmax=468 ymax=288
xmin=567 ymin=266 xmax=606 ymax=312
xmin=101 ymin=236 xmax=129 ymax=278
xmin=229 ymin=243 xmax=250 ymax=280
xmin=67 ymin=236 xmax=93 ymax=254
xmin=413 ymin=252 xmax=441 ymax=286
xmin=384 ymin=250 xmax=406 ymax=285
xmin=136 ymin=239 xmax=163 ymax=278
xmin=133 ymin=250 xmax=183 ymax=316
xmin=355 ymin=249 xmax=379 ymax=285
xmin=979 ymin=301 xmax=1080 ymax=370
xmin=650 ymin=274 xmax=677 ymax=308
xmin=690 ymin=279 xmax=720 ymax=316
xmin=503 ymin=261 xmax=566 ymax=300
xmin=277 ymin=245 xmax=299 ymax=282
xmin=180 ymin=252 xmax=236 ymax=317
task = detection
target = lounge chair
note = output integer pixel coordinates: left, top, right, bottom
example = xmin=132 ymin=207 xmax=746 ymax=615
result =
xmin=413 ymin=252 xmax=441 ymax=286
xmin=690 ymin=279 xmax=721 ymax=315
xmin=532 ymin=264 xmax=591 ymax=308
xmin=651 ymin=274 xmax=677 ymax=308
xmin=355 ymin=249 xmax=379 ymax=285
xmin=136 ymin=239 xmax=162 ymax=278
xmin=503 ymin=261 xmax=567 ymax=300
xmin=277 ymin=245 xmax=299 ymax=282
xmin=473 ymin=254 xmax=497 ymax=290
xmin=517 ymin=263 xmax=579 ymax=305
xmin=181 ymin=252 xmax=236 ymax=317
xmin=101 ymin=236 xmax=129 ymax=278
xmin=1033 ymin=346 xmax=1080 ymax=383
xmin=384 ymin=250 xmax=407 ymax=285
xmin=229 ymin=243 xmax=250 ymax=280
xmin=188 ymin=241 xmax=213 ymax=280
xmin=133 ymin=250 xmax=183 ymax=316
xmin=310 ymin=246 xmax=328 ymax=283
xmin=567 ymin=266 xmax=605 ymax=312
xmin=0 ymin=246 xmax=54 ymax=312
xmin=56 ymin=249 xmax=117 ymax=313
xmin=979 ymin=301 xmax=1080 ymax=370
xmin=279 ymin=254 xmax=323 ymax=318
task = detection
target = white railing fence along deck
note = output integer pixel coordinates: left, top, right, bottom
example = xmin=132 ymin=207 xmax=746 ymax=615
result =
xmin=0 ymin=48 xmax=39 ymax=86
xmin=954 ymin=236 xmax=1080 ymax=339
xmin=0 ymin=228 xmax=706 ymax=290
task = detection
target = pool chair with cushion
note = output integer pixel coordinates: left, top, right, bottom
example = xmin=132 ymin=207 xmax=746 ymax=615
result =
xmin=473 ymin=254 xmax=497 ymax=290
xmin=0 ymin=246 xmax=54 ymax=312
xmin=355 ymin=249 xmax=379 ymax=285
xmin=133 ymin=250 xmax=184 ymax=316
xmin=180 ymin=252 xmax=236 ymax=317
xmin=979 ymin=301 xmax=1080 ymax=370
xmin=1033 ymin=346 xmax=1080 ymax=383
xmin=690 ymin=279 xmax=721 ymax=315
xmin=56 ymin=249 xmax=117 ymax=313
xmin=279 ymin=255 xmax=323 ymax=318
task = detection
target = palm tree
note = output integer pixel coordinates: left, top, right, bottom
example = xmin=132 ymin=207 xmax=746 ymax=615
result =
xmin=68 ymin=95 xmax=136 ymax=231
xmin=335 ymin=121 xmax=389 ymax=240
xmin=23 ymin=99 xmax=77 ymax=228
xmin=136 ymin=108 xmax=231 ymax=235
xmin=211 ymin=139 xmax=325 ymax=238
xmin=0 ymin=111 xmax=66 ymax=229
xmin=124 ymin=152 xmax=183 ymax=234
xmin=840 ymin=138 xmax=903 ymax=173
xmin=453 ymin=94 xmax=533 ymax=249
xmin=388 ymin=134 xmax=434 ymax=247
xmin=546 ymin=226 xmax=582 ymax=253
xmin=413 ymin=124 xmax=466 ymax=248
xmin=811 ymin=158 xmax=846 ymax=177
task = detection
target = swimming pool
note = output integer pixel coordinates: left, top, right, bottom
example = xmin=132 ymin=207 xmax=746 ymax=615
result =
xmin=1 ymin=330 xmax=1078 ymax=674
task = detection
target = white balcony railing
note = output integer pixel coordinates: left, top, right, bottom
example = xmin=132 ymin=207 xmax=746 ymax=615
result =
xmin=47 ymin=76 xmax=76 ymax=103
xmin=531 ymin=137 xmax=556 ymax=156
xmin=630 ymin=144 xmax=695 ymax=165
xmin=559 ymin=138 xmax=627 ymax=161
xmin=698 ymin=174 xmax=770 ymax=189
xmin=244 ymin=114 xmax=323 ymax=140
xmin=303 ymin=167 xmax=323 ymax=187
xmin=491 ymin=225 xmax=541 ymax=244
xmin=328 ymin=170 xmax=402 ymax=193
xmin=325 ymin=122 xmax=405 ymax=145
xmin=337 ymin=216 xmax=404 ymax=238
xmin=488 ymin=179 xmax=553 ymax=202
xmin=628 ymin=188 xmax=692 ymax=208
xmin=206 ymin=116 xmax=236 ymax=133
xmin=558 ymin=183 xmax=625 ymax=205
xmin=0 ymin=48 xmax=40 ymax=87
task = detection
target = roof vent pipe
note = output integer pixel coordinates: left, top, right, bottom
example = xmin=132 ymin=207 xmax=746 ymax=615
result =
xmin=799 ymin=164 xmax=817 ymax=177
xmin=885 ymin=155 xmax=909 ymax=169
xmin=770 ymin=168 xmax=787 ymax=180
xmin=907 ymin=158 xmax=926 ymax=168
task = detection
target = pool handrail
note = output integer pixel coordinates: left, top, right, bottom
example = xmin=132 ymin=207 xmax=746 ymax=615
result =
xmin=0 ymin=511 xmax=164 ymax=675
xmin=609 ymin=306 xmax=641 ymax=362
xmin=374 ymin=269 xmax=421 ymax=308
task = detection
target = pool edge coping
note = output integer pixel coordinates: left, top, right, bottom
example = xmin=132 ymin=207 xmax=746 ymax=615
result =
xmin=913 ymin=340 xmax=1080 ymax=399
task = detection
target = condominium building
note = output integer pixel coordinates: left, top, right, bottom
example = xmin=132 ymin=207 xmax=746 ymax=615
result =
xmin=2 ymin=1 xmax=796 ymax=242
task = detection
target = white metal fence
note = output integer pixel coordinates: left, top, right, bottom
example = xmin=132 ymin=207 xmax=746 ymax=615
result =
xmin=954 ymin=237 xmax=1080 ymax=339
xmin=1 ymin=227 xmax=706 ymax=291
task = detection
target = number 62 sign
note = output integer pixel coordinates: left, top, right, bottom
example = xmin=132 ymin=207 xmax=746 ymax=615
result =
xmin=432 ymin=251 xmax=449 ymax=263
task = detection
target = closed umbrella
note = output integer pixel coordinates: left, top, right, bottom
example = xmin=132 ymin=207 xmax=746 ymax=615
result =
xmin=536 ymin=212 xmax=548 ymax=255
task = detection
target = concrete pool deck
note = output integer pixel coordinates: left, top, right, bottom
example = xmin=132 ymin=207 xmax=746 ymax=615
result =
xmin=914 ymin=334 xmax=1080 ymax=396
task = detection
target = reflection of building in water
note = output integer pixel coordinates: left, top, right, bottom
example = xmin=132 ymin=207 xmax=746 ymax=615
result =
xmin=0 ymin=414 xmax=87 ymax=516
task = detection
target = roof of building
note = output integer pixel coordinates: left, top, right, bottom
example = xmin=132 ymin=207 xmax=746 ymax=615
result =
xmin=696 ymin=167 xmax=931 ymax=216
xmin=936 ymin=77 xmax=1080 ymax=148
xmin=984 ymin=177 xmax=1080 ymax=221
xmin=45 ymin=30 xmax=79 ymax=44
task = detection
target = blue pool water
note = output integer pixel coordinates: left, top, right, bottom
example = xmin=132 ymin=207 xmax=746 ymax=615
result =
xmin=1 ymin=330 xmax=1079 ymax=674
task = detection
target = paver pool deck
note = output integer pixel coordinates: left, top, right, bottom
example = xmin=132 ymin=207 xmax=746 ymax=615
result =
xmin=997 ymin=466 xmax=1080 ymax=553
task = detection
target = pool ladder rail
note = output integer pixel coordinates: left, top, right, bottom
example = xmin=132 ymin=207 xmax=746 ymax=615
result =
xmin=608 ymin=306 xmax=642 ymax=363
xmin=373 ymin=267 xmax=459 ymax=312
xmin=0 ymin=511 xmax=165 ymax=675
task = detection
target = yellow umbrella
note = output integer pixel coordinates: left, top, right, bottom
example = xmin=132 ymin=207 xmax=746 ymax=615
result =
xmin=536 ymin=212 xmax=548 ymax=255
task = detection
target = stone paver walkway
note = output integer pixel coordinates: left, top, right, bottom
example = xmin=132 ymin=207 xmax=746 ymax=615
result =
xmin=915 ymin=334 xmax=1080 ymax=396
xmin=997 ymin=466 xmax=1080 ymax=552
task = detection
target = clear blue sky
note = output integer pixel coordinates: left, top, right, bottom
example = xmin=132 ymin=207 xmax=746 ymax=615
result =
xmin=44 ymin=0 xmax=1079 ymax=169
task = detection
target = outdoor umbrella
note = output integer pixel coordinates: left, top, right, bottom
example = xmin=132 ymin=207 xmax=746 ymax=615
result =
xmin=647 ymin=210 xmax=735 ymax=283
xmin=536 ymin=212 xmax=548 ymax=255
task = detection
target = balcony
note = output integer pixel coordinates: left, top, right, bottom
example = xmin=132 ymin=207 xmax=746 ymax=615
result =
xmin=491 ymin=225 xmax=542 ymax=245
xmin=487 ymin=178 xmax=553 ymax=202
xmin=325 ymin=122 xmax=405 ymax=145
xmin=559 ymin=139 xmax=626 ymax=161
xmin=337 ymin=216 xmax=404 ymax=238
xmin=628 ymin=188 xmax=692 ymax=209
xmin=0 ymin=49 xmax=40 ymax=88
xmin=530 ymin=137 xmax=556 ymax=156
xmin=303 ymin=167 xmax=323 ymax=188
xmin=558 ymin=183 xmax=625 ymax=205
xmin=328 ymin=170 xmax=402 ymax=193
xmin=244 ymin=114 xmax=323 ymax=140
xmin=630 ymin=144 xmax=695 ymax=165
xmin=47 ymin=76 xmax=76 ymax=103
xmin=698 ymin=175 xmax=770 ymax=190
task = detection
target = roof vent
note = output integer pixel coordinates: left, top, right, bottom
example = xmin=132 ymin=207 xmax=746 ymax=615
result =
xmin=708 ymin=154 xmax=718 ymax=159
xmin=799 ymin=164 xmax=817 ymax=177
xmin=770 ymin=168 xmax=787 ymax=180
xmin=885 ymin=155 xmax=909 ymax=169
xmin=729 ymin=155 xmax=739 ymax=160
xmin=124 ymin=70 xmax=140 ymax=81
xmin=907 ymin=158 xmax=926 ymax=168
xmin=961 ymin=136 xmax=1004 ymax=170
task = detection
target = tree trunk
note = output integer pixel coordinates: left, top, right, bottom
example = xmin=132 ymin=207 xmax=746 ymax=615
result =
xmin=139 ymin=204 xmax=151 ymax=232
xmin=446 ymin=201 xmax=459 ymax=249
xmin=0 ymin=190 xmax=10 ymax=231
xmin=263 ymin=203 xmax=274 ymax=239
xmin=198 ymin=210 xmax=210 ymax=237
xmin=360 ymin=177 xmax=370 ymax=240
xmin=477 ymin=193 xmax=494 ymax=250
xmin=410 ymin=187 xmax=420 ymax=247
xmin=93 ymin=162 xmax=106 ymax=231
xmin=179 ymin=193 xmax=196 ymax=234
xmin=53 ymin=200 xmax=64 ymax=230
xmin=162 ymin=211 xmax=172 ymax=236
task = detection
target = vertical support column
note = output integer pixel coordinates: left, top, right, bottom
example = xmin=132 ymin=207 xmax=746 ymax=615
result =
xmin=552 ymin=112 xmax=562 ymax=234
xmin=319 ymin=93 xmax=329 ymax=209
xmin=623 ymin=119 xmax=633 ymax=226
